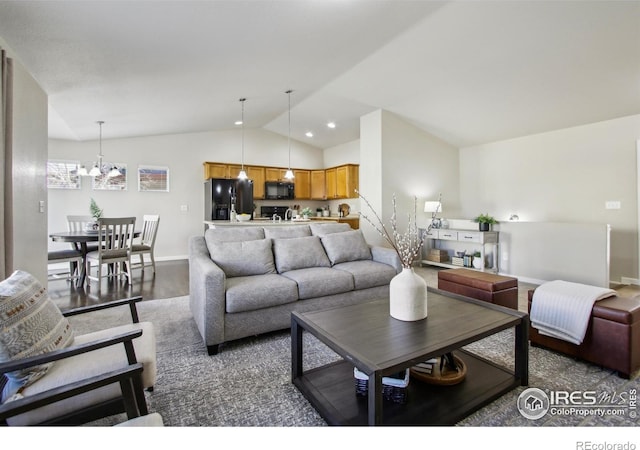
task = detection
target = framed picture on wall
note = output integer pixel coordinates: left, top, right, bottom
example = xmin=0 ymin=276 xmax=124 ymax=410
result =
xmin=92 ymin=163 xmax=127 ymax=190
xmin=138 ymin=165 xmax=170 ymax=192
xmin=46 ymin=160 xmax=81 ymax=189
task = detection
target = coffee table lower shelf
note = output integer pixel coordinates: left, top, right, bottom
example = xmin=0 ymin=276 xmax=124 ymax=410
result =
xmin=294 ymin=350 xmax=521 ymax=426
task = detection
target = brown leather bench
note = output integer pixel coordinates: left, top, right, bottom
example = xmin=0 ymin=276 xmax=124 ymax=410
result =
xmin=528 ymin=286 xmax=640 ymax=378
xmin=437 ymin=268 xmax=518 ymax=310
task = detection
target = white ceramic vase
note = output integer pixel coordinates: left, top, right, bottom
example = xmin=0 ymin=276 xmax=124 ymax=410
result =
xmin=389 ymin=268 xmax=428 ymax=321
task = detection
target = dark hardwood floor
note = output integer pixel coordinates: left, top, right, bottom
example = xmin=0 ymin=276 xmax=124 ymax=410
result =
xmin=47 ymin=259 xmax=190 ymax=311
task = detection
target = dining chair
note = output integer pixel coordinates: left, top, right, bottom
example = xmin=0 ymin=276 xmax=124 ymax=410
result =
xmin=67 ymin=214 xmax=99 ymax=253
xmin=47 ymin=248 xmax=83 ymax=283
xmin=131 ymin=215 xmax=160 ymax=273
xmin=86 ymin=217 xmax=136 ymax=288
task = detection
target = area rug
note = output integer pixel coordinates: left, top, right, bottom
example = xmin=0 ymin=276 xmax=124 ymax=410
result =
xmin=70 ymin=296 xmax=639 ymax=427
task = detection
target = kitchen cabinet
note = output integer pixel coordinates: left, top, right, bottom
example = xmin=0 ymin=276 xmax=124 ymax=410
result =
xmin=247 ymin=166 xmax=265 ymax=199
xmin=203 ymin=162 xmax=231 ymax=179
xmin=294 ymin=170 xmax=310 ymax=199
xmin=325 ymin=164 xmax=359 ymax=199
xmin=265 ymin=168 xmax=290 ymax=181
xmin=310 ymin=170 xmax=326 ymax=200
xmin=204 ymin=161 xmax=359 ymax=199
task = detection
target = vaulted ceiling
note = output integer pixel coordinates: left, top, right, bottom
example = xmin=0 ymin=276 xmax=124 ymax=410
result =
xmin=0 ymin=0 xmax=638 ymax=149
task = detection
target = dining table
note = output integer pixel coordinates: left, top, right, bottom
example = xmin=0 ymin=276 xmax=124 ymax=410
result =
xmin=49 ymin=229 xmax=141 ymax=287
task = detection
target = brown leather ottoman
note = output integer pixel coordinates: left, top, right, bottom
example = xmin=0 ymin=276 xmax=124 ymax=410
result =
xmin=437 ymin=268 xmax=518 ymax=310
xmin=528 ymin=287 xmax=640 ymax=378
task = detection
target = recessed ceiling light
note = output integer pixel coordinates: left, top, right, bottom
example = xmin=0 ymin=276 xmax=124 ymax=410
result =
xmin=235 ymin=120 xmax=243 ymax=125
xmin=305 ymin=131 xmax=314 ymax=138
xmin=327 ymin=122 xmax=336 ymax=129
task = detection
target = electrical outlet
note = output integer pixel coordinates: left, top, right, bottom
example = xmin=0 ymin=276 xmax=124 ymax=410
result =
xmin=605 ymin=201 xmax=621 ymax=210
xmin=39 ymin=200 xmax=45 ymax=213
xmin=180 ymin=204 xmax=188 ymax=212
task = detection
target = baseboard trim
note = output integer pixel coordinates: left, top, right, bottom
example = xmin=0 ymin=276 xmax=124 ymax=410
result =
xmin=621 ymin=277 xmax=640 ymax=286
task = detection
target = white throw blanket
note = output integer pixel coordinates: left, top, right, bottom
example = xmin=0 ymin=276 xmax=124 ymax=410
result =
xmin=530 ymin=280 xmax=616 ymax=345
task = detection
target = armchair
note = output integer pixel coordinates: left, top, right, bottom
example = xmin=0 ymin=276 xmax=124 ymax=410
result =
xmin=0 ymin=271 xmax=156 ymax=426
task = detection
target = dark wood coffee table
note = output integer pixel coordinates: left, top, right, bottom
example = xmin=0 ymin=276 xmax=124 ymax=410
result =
xmin=291 ymin=287 xmax=529 ymax=426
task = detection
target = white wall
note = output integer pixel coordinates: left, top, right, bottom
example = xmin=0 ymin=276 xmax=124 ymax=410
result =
xmin=2 ymin=39 xmax=49 ymax=281
xmin=459 ymin=114 xmax=640 ymax=283
xmin=48 ymin=128 xmax=323 ymax=259
xmin=359 ymin=109 xmax=460 ymax=247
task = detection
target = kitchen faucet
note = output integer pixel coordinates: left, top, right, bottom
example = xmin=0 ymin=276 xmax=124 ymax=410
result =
xmin=285 ymin=208 xmax=293 ymax=221
xmin=272 ymin=214 xmax=281 ymax=222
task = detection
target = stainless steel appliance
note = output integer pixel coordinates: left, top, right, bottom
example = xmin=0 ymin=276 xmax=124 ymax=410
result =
xmin=264 ymin=181 xmax=295 ymax=200
xmin=205 ymin=178 xmax=254 ymax=220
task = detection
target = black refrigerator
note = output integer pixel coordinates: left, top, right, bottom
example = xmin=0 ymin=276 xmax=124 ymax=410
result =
xmin=204 ymin=178 xmax=254 ymax=221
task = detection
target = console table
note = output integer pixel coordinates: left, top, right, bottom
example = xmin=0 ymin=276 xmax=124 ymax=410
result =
xmin=420 ymin=228 xmax=499 ymax=272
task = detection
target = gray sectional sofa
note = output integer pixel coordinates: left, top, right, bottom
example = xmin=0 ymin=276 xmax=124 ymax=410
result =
xmin=188 ymin=222 xmax=401 ymax=355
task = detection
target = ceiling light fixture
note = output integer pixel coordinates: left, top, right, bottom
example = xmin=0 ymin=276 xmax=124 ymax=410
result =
xmin=305 ymin=131 xmax=313 ymax=138
xmin=284 ymin=90 xmax=294 ymax=180
xmin=327 ymin=122 xmax=336 ymax=129
xmin=237 ymin=98 xmax=248 ymax=180
xmin=86 ymin=121 xmax=120 ymax=178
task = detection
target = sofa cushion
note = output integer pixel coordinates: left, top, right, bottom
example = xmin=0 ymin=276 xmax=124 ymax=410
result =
xmin=225 ymin=274 xmax=299 ymax=313
xmin=208 ymin=239 xmax=276 ymax=277
xmin=273 ymin=236 xmax=331 ymax=273
xmin=309 ymin=222 xmax=352 ymax=236
xmin=333 ymin=260 xmax=397 ymax=289
xmin=264 ymin=225 xmax=311 ymax=240
xmin=0 ymin=271 xmax=74 ymax=400
xmin=321 ymin=230 xmax=372 ymax=265
xmin=8 ymin=321 xmax=156 ymax=426
xmin=281 ymin=267 xmax=354 ymax=299
xmin=205 ymin=226 xmax=265 ymax=245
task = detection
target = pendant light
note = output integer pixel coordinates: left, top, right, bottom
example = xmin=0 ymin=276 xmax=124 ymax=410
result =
xmin=237 ymin=97 xmax=248 ymax=180
xmin=284 ymin=90 xmax=294 ymax=180
xmin=86 ymin=121 xmax=120 ymax=178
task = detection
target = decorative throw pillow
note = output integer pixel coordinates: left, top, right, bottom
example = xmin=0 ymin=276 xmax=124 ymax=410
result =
xmin=0 ymin=270 xmax=75 ymax=399
xmin=321 ymin=230 xmax=372 ymax=265
xmin=272 ymin=236 xmax=331 ymax=273
xmin=208 ymin=239 xmax=276 ymax=277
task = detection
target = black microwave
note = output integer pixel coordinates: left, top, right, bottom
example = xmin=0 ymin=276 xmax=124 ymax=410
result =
xmin=264 ymin=181 xmax=295 ymax=200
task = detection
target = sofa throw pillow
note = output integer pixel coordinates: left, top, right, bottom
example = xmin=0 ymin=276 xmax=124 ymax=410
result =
xmin=209 ymin=238 xmax=276 ymax=277
xmin=321 ymin=230 xmax=372 ymax=265
xmin=273 ymin=235 xmax=331 ymax=273
xmin=0 ymin=270 xmax=75 ymax=400
xmin=264 ymin=225 xmax=311 ymax=240
xmin=309 ymin=222 xmax=352 ymax=237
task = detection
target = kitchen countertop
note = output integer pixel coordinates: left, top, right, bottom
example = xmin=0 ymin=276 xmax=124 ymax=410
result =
xmin=205 ymin=215 xmax=359 ymax=228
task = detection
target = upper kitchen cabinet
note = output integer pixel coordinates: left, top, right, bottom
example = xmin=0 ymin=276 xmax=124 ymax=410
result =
xmin=203 ymin=162 xmax=231 ymax=179
xmin=310 ymin=170 xmax=326 ymax=200
xmin=247 ymin=166 xmax=265 ymax=199
xmin=265 ymin=167 xmax=289 ymax=181
xmin=325 ymin=164 xmax=359 ymax=199
xmin=294 ymin=170 xmax=310 ymax=199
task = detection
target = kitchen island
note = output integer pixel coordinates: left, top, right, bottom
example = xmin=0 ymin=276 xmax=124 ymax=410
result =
xmin=205 ymin=215 xmax=359 ymax=229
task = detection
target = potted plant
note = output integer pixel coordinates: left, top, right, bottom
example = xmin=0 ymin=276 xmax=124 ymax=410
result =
xmin=472 ymin=213 xmax=498 ymax=231
xmin=87 ymin=198 xmax=103 ymax=231
xmin=301 ymin=207 xmax=313 ymax=219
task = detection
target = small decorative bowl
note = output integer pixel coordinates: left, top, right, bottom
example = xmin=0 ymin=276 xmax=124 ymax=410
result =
xmin=237 ymin=214 xmax=251 ymax=222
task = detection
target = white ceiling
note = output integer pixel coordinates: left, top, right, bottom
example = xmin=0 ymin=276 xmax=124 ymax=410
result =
xmin=0 ymin=0 xmax=638 ymax=149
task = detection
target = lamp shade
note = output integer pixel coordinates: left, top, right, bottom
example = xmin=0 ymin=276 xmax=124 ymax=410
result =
xmin=424 ymin=201 xmax=441 ymax=213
